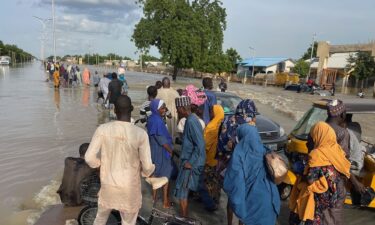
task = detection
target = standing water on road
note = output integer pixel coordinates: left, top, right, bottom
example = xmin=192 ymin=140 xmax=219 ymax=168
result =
xmin=1 ymin=63 xmax=374 ymax=225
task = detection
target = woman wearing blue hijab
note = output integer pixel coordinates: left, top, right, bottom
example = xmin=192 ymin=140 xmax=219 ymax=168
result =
xmin=147 ymin=99 xmax=175 ymax=208
xmin=223 ymin=119 xmax=280 ymax=225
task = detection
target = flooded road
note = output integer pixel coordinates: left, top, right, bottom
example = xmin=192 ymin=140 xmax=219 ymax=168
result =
xmin=0 ymin=63 xmax=374 ymax=224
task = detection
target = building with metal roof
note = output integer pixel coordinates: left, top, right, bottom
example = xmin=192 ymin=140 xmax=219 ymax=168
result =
xmin=237 ymin=57 xmax=294 ymax=77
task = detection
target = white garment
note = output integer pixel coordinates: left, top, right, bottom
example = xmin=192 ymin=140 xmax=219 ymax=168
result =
xmin=177 ymin=117 xmax=205 ymax=134
xmin=85 ymin=121 xmax=155 ymax=212
xmin=156 ymin=87 xmax=180 ymax=140
xmin=118 ymin=67 xmax=126 ymax=75
xmin=98 ymin=77 xmax=111 ymax=99
xmin=93 ymin=205 xmax=138 ymax=225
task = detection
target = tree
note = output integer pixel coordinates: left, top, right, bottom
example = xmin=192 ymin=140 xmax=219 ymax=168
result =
xmin=142 ymin=54 xmax=160 ymax=62
xmin=225 ymin=48 xmax=242 ymax=72
xmin=132 ymin=0 xmax=227 ymax=80
xmin=301 ymin=42 xmax=318 ymax=60
xmin=292 ymin=59 xmax=310 ymax=77
xmin=0 ymin=40 xmax=33 ymax=63
xmin=346 ymin=51 xmax=375 ymax=88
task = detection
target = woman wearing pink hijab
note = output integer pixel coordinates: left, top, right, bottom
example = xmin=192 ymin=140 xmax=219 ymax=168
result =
xmin=82 ymin=68 xmax=91 ymax=86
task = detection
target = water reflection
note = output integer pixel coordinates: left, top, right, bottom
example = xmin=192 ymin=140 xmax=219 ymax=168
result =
xmin=82 ymin=87 xmax=90 ymax=107
xmin=0 ymin=66 xmax=9 ymax=79
xmin=54 ymin=89 xmax=60 ymax=110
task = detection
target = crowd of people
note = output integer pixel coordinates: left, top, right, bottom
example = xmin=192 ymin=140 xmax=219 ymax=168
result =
xmin=46 ymin=61 xmax=94 ymax=88
xmin=56 ymin=69 xmax=369 ymax=225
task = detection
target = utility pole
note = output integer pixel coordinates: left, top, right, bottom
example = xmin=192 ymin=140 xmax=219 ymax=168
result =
xmin=306 ymin=33 xmax=316 ymax=81
xmin=33 ymin=16 xmax=51 ymax=63
xmin=52 ymin=0 xmax=56 ymax=62
xmin=140 ymin=49 xmax=143 ymax=72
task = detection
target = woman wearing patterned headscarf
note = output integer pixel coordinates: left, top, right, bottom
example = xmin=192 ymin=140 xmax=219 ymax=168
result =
xmin=218 ymin=99 xmax=258 ymax=225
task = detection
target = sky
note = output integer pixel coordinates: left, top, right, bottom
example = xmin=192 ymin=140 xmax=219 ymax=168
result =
xmin=0 ymin=0 xmax=374 ymax=60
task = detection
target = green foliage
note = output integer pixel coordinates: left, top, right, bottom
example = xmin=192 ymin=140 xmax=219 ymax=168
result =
xmin=49 ymin=53 xmax=132 ymax=65
xmin=132 ymin=0 xmax=227 ymax=79
xmin=225 ymin=48 xmax=242 ymax=72
xmin=346 ymin=51 xmax=375 ymax=80
xmin=142 ymin=54 xmax=160 ymax=62
xmin=292 ymin=59 xmax=310 ymax=77
xmin=301 ymin=42 xmax=318 ymax=60
xmin=0 ymin=40 xmax=33 ymax=63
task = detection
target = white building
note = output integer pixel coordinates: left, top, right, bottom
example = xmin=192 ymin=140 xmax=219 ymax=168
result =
xmin=237 ymin=57 xmax=295 ymax=77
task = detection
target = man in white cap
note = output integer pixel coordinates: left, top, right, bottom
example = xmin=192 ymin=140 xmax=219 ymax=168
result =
xmin=174 ymin=96 xmax=206 ymax=217
xmin=85 ymin=95 xmax=167 ymax=225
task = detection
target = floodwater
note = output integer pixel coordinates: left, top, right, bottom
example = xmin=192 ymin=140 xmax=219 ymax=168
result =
xmin=0 ymin=62 xmax=374 ymax=225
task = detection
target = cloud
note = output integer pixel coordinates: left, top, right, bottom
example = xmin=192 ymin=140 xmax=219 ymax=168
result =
xmin=37 ymin=0 xmax=141 ymax=24
xmin=33 ymin=0 xmax=141 ymax=41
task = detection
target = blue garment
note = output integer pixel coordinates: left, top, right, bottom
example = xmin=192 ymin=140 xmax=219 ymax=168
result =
xmin=174 ymin=114 xmax=206 ymax=198
xmin=147 ymin=99 xmax=173 ymax=153
xmin=149 ymin=135 xmax=175 ymax=178
xmin=198 ymin=171 xmax=216 ymax=210
xmin=235 ymin=99 xmax=257 ymax=124
xmin=147 ymin=99 xmax=175 ymax=178
xmin=223 ymin=124 xmax=280 ymax=225
xmin=202 ymin=90 xmax=217 ymax=125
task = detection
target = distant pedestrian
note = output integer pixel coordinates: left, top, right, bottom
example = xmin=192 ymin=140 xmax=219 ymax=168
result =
xmin=76 ymin=67 xmax=82 ymax=86
xmin=82 ymin=68 xmax=91 ymax=86
xmin=358 ymin=88 xmax=365 ymax=98
xmin=98 ymin=74 xmax=111 ymax=105
xmin=118 ymin=64 xmax=129 ymax=94
xmin=93 ymin=71 xmax=100 ymax=87
xmin=330 ymin=82 xmax=336 ymax=96
xmin=219 ymin=78 xmax=227 ymax=92
xmin=53 ymin=67 xmax=60 ymax=88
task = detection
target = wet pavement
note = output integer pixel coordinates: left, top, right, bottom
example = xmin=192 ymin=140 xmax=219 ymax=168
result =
xmin=0 ymin=62 xmax=374 ymax=225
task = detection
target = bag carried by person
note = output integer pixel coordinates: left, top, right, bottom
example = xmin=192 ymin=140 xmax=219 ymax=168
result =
xmin=264 ymin=150 xmax=288 ymax=185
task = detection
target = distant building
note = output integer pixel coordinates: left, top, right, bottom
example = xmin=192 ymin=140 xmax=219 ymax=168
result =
xmin=145 ymin=61 xmax=164 ymax=67
xmin=237 ymin=57 xmax=294 ymax=77
xmin=314 ymin=41 xmax=375 ymax=88
xmin=65 ymin=57 xmax=77 ymax=64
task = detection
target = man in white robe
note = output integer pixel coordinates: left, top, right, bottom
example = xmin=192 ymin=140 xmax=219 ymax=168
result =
xmin=85 ymin=95 xmax=166 ymax=225
xmin=156 ymin=77 xmax=180 ymax=141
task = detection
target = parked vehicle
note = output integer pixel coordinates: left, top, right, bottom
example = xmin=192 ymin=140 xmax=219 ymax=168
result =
xmin=214 ymin=92 xmax=288 ymax=152
xmin=0 ymin=56 xmax=11 ymax=65
xmin=280 ymin=99 xmax=375 ymax=207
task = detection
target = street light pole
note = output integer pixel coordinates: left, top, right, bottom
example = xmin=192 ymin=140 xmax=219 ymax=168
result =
xmin=52 ymin=0 xmax=56 ymax=62
xmin=33 ymin=16 xmax=51 ymax=63
xmin=306 ymin=33 xmax=316 ymax=81
xmin=251 ymin=48 xmax=255 ymax=77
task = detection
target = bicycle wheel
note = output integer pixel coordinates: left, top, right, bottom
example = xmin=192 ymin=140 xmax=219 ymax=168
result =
xmin=136 ymin=216 xmax=149 ymax=225
xmin=78 ymin=206 xmax=120 ymax=225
